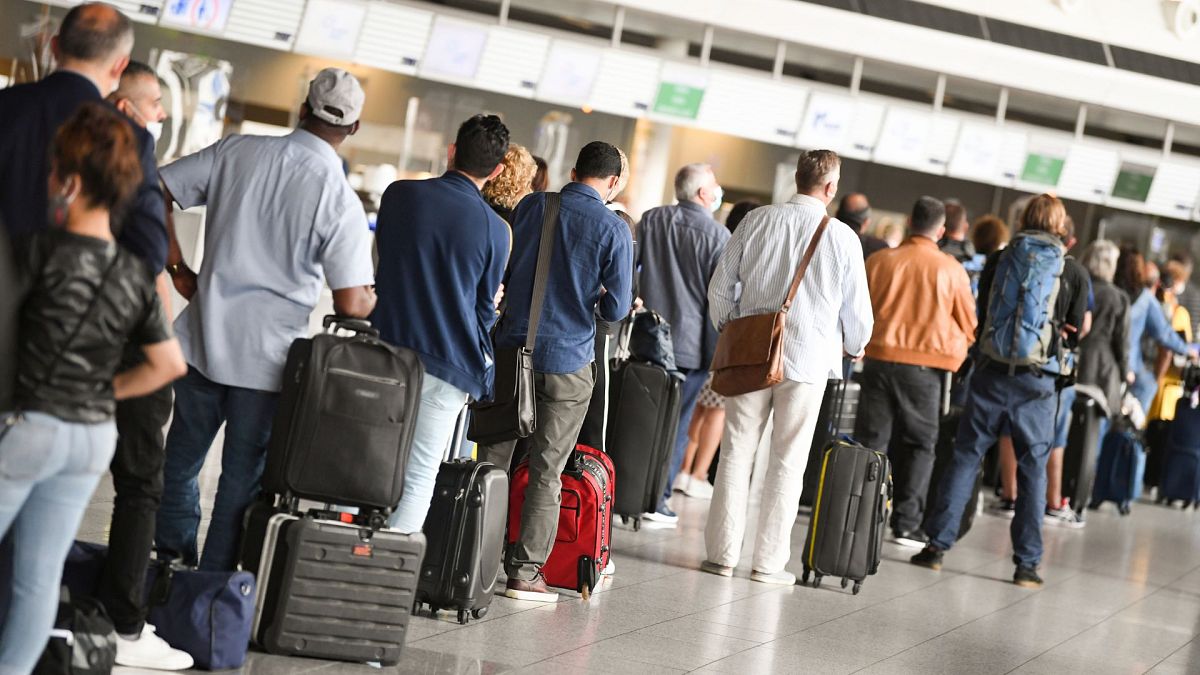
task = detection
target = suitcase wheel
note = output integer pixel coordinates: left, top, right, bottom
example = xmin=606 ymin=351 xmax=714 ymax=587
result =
xmin=1157 ymin=494 xmax=1168 ymax=505
xmin=578 ymin=556 xmax=598 ymax=599
xmin=840 ymin=578 xmax=849 ymax=590
xmin=852 ymin=582 xmax=862 ymax=595
xmin=800 ymin=569 xmax=810 ymax=586
xmin=457 ymin=609 xmax=470 ymax=625
xmin=812 ymin=574 xmax=823 ymax=589
xmin=1119 ymin=502 xmax=1132 ymax=516
xmin=633 ymin=518 xmax=641 ymax=532
xmin=472 ymin=607 xmax=488 ymax=620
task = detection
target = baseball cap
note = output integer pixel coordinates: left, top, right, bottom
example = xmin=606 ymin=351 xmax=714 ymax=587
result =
xmin=306 ymin=68 xmax=365 ymax=126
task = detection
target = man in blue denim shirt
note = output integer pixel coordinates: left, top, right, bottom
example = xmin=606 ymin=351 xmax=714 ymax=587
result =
xmin=479 ymin=141 xmax=633 ymax=602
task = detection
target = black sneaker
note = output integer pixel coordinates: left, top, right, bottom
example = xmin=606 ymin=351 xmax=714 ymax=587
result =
xmin=891 ymin=528 xmax=929 ymax=549
xmin=910 ymin=545 xmax=944 ymax=571
xmin=989 ymin=499 xmax=1016 ymax=519
xmin=1013 ymin=565 xmax=1043 ymax=589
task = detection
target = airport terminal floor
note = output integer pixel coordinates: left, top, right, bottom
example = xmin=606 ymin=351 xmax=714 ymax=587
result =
xmin=79 ymin=440 xmax=1200 ymax=675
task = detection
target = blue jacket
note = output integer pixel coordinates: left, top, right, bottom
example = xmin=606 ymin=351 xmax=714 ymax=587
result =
xmin=1128 ymin=287 xmax=1189 ymax=377
xmin=495 ymin=183 xmax=633 ymax=374
xmin=371 ymin=172 xmax=510 ymax=400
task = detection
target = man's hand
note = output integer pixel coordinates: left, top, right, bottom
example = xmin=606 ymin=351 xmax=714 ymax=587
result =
xmin=632 ymin=296 xmax=644 ymax=312
xmin=170 ymin=264 xmax=197 ymax=301
xmin=494 ymin=283 xmax=505 ymax=310
xmin=844 ymin=350 xmax=864 ymax=363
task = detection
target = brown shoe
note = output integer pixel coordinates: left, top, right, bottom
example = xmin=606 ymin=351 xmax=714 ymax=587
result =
xmin=504 ymin=573 xmax=559 ymax=603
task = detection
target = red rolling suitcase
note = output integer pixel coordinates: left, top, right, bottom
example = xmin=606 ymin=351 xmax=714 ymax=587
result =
xmin=507 ymin=444 xmax=614 ymax=598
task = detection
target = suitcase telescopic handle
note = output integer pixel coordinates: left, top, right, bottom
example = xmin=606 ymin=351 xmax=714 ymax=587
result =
xmin=323 ymin=314 xmax=380 ymax=338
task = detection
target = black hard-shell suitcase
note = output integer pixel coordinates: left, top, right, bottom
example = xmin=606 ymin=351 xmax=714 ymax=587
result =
xmin=1062 ymin=386 xmax=1107 ymax=512
xmin=801 ymin=439 xmax=891 ymax=594
xmin=264 ymin=316 xmax=423 ymax=513
xmin=800 ymin=375 xmax=858 ymax=507
xmin=606 ymin=359 xmax=682 ymax=528
xmin=415 ymin=459 xmax=508 ymax=624
xmin=245 ymin=509 xmax=424 ymax=665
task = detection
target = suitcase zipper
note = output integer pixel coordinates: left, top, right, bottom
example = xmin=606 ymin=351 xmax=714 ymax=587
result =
xmin=327 ymin=367 xmax=403 ymax=386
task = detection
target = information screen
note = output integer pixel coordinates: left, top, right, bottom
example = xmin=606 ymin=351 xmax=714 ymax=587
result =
xmin=1020 ymin=153 xmax=1065 ymax=187
xmin=652 ymin=64 xmax=708 ymax=120
xmin=1111 ymin=163 xmax=1155 ymax=203
xmin=420 ymin=17 xmax=488 ymax=82
xmin=537 ymin=42 xmax=602 ymax=106
xmin=161 ymin=0 xmax=234 ymax=32
xmin=294 ymin=0 xmax=366 ymax=60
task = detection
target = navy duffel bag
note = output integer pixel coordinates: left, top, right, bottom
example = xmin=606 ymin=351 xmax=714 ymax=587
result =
xmin=62 ymin=542 xmax=254 ymax=671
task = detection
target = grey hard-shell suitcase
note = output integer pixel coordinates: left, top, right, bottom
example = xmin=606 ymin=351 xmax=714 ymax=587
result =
xmin=248 ymin=511 xmax=425 ymax=664
xmin=606 ymin=358 xmax=682 ymax=528
xmin=801 ymin=439 xmax=891 ymax=594
xmin=415 ymin=458 xmax=508 ymax=624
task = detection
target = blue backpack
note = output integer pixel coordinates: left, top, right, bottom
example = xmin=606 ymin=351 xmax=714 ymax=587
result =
xmin=980 ymin=231 xmax=1065 ymax=370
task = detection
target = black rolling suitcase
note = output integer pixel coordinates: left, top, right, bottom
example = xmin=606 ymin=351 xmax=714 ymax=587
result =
xmin=801 ymin=375 xmax=854 ymax=508
xmin=242 ymin=505 xmax=424 ymax=665
xmin=801 ymin=439 xmax=891 ymax=594
xmin=606 ymin=360 xmax=681 ymax=530
xmin=415 ymin=457 xmax=508 ymax=625
xmin=1062 ymin=385 xmax=1108 ymax=512
xmin=264 ymin=315 xmax=423 ymax=513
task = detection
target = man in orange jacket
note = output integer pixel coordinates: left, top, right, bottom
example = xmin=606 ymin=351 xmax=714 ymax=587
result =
xmin=855 ymin=196 xmax=977 ymax=548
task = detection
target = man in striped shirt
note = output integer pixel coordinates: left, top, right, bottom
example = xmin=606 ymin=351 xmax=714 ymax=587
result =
xmin=701 ymin=150 xmax=874 ymax=585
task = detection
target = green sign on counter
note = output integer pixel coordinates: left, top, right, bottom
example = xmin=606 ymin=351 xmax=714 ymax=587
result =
xmin=1111 ymin=164 xmax=1155 ymax=202
xmin=653 ymin=82 xmax=705 ymax=119
xmin=1020 ymin=153 xmax=1065 ymax=186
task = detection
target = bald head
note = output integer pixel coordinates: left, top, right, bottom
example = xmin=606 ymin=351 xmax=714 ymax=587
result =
xmin=54 ymin=3 xmax=134 ymax=96
xmin=836 ymin=192 xmax=871 ymax=233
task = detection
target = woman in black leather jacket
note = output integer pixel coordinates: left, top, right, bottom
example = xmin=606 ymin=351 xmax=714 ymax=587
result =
xmin=0 ymin=102 xmax=186 ymax=671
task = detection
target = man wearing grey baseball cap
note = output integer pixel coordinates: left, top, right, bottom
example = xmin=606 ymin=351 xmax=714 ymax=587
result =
xmin=155 ymin=67 xmax=377 ymax=571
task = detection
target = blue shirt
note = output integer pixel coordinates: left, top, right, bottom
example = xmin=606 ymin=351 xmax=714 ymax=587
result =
xmin=495 ymin=183 xmax=633 ymax=374
xmin=1128 ymin=287 xmax=1189 ymax=377
xmin=371 ymin=172 xmax=510 ymax=400
xmin=637 ymin=201 xmax=730 ymax=370
xmin=0 ymin=71 xmax=167 ymax=271
xmin=161 ymin=130 xmax=375 ymax=391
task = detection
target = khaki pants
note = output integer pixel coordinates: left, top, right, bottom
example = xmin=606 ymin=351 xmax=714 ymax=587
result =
xmin=479 ymin=365 xmax=594 ymax=581
xmin=705 ymin=379 xmax=826 ymax=574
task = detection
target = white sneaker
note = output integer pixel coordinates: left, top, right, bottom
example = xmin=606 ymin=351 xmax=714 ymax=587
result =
xmin=672 ymin=473 xmax=692 ymax=494
xmin=750 ymin=569 xmax=797 ymax=586
xmin=602 ymin=558 xmax=615 ymax=576
xmin=684 ymin=478 xmax=714 ymax=500
xmin=115 ymin=624 xmax=194 ymax=670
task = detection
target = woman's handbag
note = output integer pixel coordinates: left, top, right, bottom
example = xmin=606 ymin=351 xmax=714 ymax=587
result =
xmin=709 ymin=216 xmax=829 ymax=397
xmin=468 ymin=193 xmax=561 ymax=445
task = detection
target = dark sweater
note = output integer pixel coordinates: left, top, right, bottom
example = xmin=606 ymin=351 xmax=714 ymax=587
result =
xmin=371 ymin=172 xmax=510 ymax=399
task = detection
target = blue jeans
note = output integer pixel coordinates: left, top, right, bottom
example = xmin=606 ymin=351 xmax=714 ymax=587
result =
xmin=156 ymin=367 xmax=278 ymax=571
xmin=660 ymin=368 xmax=710 ymax=508
xmin=1131 ymin=368 xmax=1157 ymax=418
xmin=0 ymin=412 xmax=115 ymax=673
xmin=925 ymin=367 xmax=1057 ymax=567
xmin=1053 ymin=386 xmax=1076 ymax=449
xmin=388 ymin=374 xmax=468 ymax=532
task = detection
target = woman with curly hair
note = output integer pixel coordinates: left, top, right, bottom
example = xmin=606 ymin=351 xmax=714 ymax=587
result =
xmin=482 ymin=143 xmax=537 ymax=223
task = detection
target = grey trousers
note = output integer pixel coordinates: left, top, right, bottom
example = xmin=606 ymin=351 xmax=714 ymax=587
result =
xmin=479 ymin=364 xmax=594 ymax=581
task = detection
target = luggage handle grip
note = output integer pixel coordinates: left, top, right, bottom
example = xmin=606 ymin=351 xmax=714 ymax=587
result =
xmin=323 ymin=314 xmax=380 ymax=338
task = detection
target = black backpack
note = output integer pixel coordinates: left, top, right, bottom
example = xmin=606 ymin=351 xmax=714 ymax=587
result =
xmin=35 ymin=588 xmax=117 ymax=675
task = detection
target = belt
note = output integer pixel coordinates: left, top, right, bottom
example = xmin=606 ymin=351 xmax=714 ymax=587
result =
xmin=980 ymin=359 xmax=1047 ymax=377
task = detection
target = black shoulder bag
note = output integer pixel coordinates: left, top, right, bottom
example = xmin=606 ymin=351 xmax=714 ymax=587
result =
xmin=467 ymin=193 xmax=561 ymax=445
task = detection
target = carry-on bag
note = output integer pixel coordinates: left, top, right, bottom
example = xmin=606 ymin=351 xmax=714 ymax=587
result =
xmin=606 ymin=317 xmax=682 ymax=529
xmin=35 ymin=589 xmax=117 ymax=675
xmin=1061 ymin=384 xmax=1109 ymax=513
xmin=468 ymin=193 xmax=561 ymax=445
xmin=1089 ymin=426 xmax=1145 ymax=515
xmin=415 ymin=458 xmax=508 ymax=624
xmin=801 ymin=438 xmax=891 ymax=595
xmin=507 ymin=444 xmax=614 ymax=598
xmin=51 ymin=542 xmax=254 ymax=671
xmin=264 ymin=315 xmax=423 ymax=513
xmin=1157 ymin=392 xmax=1200 ymax=508
xmin=244 ymin=507 xmax=425 ymax=665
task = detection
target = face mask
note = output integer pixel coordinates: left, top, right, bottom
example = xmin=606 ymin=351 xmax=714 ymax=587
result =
xmin=709 ymin=185 xmax=724 ymax=214
xmin=146 ymin=120 xmax=164 ymax=142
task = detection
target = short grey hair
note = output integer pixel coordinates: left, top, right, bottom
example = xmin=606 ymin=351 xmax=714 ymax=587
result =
xmin=674 ymin=163 xmax=712 ymax=203
xmin=1082 ymin=240 xmax=1120 ymax=284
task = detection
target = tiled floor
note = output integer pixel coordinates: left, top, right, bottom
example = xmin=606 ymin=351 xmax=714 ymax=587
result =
xmin=82 ymin=442 xmax=1200 ymax=675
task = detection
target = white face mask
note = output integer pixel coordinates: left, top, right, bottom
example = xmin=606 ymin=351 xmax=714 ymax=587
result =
xmin=146 ymin=120 xmax=164 ymax=142
xmin=709 ymin=185 xmax=724 ymax=214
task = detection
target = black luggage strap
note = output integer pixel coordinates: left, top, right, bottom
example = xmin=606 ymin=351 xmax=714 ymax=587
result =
xmin=524 ymin=193 xmax=561 ymax=353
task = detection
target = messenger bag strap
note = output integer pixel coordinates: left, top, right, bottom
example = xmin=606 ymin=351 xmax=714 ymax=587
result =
xmin=781 ymin=215 xmax=830 ymax=312
xmin=525 ymin=192 xmax=562 ymax=352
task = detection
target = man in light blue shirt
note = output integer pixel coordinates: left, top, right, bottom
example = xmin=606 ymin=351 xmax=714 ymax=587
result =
xmin=155 ymin=68 xmax=376 ymax=570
